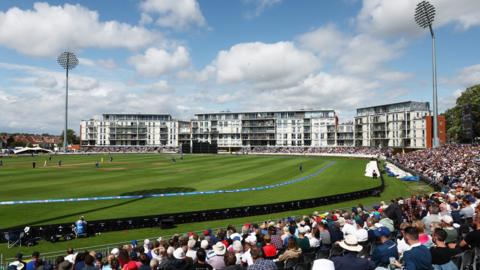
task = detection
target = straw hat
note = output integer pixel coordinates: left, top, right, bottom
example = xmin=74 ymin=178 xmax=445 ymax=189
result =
xmin=339 ymin=234 xmax=363 ymax=252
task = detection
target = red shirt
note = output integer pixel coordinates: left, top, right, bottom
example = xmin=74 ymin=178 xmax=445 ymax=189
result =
xmin=262 ymin=243 xmax=277 ymax=257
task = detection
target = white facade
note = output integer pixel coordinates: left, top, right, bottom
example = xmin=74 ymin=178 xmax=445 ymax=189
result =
xmin=80 ymin=102 xmax=431 ymax=149
xmin=192 ymin=110 xmax=336 ymax=148
xmin=354 ymin=101 xmax=430 ymax=148
xmin=80 ymin=114 xmax=182 ymax=147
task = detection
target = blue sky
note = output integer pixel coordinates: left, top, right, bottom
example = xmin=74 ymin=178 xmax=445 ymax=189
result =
xmin=0 ymin=0 xmax=479 ymax=134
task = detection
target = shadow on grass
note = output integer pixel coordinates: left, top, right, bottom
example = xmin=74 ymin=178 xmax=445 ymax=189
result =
xmin=10 ymin=198 xmax=144 ymax=229
xmin=120 ymin=187 xmax=196 ymax=196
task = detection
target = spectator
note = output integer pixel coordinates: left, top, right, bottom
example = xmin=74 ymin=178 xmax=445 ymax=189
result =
xmin=8 ymin=253 xmax=26 ymax=270
xmin=207 ymin=242 xmax=226 ymax=270
xmin=330 ymin=234 xmax=374 ymax=270
xmin=262 ymin=235 xmax=277 ymax=258
xmin=460 ymin=218 xmax=480 ymax=248
xmin=422 ymin=205 xmax=442 ymax=235
xmin=246 ymin=246 xmax=277 ymax=270
xmin=192 ymin=248 xmax=212 ymax=270
xmin=26 ymin=252 xmax=40 ymax=270
xmin=392 ymin=226 xmax=432 ymax=270
xmin=64 ymin=249 xmax=76 ymax=264
xmin=83 ymin=255 xmax=97 ymax=270
xmin=277 ymin=238 xmax=302 ymax=263
xmin=138 ymin=254 xmax=150 ymax=270
xmin=371 ymin=227 xmax=398 ymax=268
xmin=186 ymin=239 xmax=197 ymax=261
xmin=223 ymin=252 xmax=242 ymax=270
xmin=430 ymin=228 xmax=462 ymax=270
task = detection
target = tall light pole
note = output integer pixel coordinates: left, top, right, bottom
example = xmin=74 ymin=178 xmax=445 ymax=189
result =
xmin=415 ymin=0 xmax=439 ymax=148
xmin=57 ymin=52 xmax=79 ymax=153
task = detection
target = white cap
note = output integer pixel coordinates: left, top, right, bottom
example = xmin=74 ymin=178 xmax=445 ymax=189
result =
xmin=173 ymin=248 xmax=186 ymax=259
xmin=110 ymin=248 xmax=119 ymax=256
xmin=201 ymin=239 xmax=209 ymax=249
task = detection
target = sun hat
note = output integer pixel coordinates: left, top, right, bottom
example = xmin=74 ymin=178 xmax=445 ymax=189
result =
xmin=441 ymin=215 xmax=453 ymax=224
xmin=339 ymin=234 xmax=363 ymax=252
xmin=212 ymin=242 xmax=226 ymax=256
xmin=173 ymin=248 xmax=186 ymax=260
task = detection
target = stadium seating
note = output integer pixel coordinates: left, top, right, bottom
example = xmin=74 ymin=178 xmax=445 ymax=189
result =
xmin=6 ymin=144 xmax=480 ymax=270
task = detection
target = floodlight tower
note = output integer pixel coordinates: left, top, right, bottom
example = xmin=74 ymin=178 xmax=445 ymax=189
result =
xmin=57 ymin=51 xmax=79 ymax=153
xmin=415 ymin=0 xmax=439 ymax=148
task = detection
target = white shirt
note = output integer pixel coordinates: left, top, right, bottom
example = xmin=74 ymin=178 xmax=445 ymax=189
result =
xmin=186 ymin=249 xmax=197 ymax=261
xmin=241 ymin=249 xmax=253 ymax=266
xmin=355 ymin=228 xmax=369 ymax=242
xmin=65 ymin=254 xmax=77 ymax=264
xmin=341 ymin=223 xmax=356 ymax=236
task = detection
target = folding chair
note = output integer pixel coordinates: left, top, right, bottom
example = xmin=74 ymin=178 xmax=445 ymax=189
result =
xmin=4 ymin=231 xmax=24 ymax=248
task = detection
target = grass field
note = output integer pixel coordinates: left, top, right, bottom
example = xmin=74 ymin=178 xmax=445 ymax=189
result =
xmin=0 ymin=153 xmax=379 ymax=229
xmin=0 ymin=154 xmax=433 ymax=259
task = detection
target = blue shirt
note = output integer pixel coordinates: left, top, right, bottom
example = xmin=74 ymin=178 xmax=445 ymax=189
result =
xmin=331 ymin=252 xmax=375 ymax=270
xmin=403 ymin=244 xmax=433 ymax=270
xmin=26 ymin=260 xmax=36 ymax=270
xmin=75 ymin=220 xmax=86 ymax=234
xmin=372 ymin=240 xmax=398 ymax=267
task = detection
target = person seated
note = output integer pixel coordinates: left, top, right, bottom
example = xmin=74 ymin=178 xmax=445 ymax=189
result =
xmin=430 ymin=228 xmax=462 ymax=270
xmin=74 ymin=216 xmax=87 ymax=237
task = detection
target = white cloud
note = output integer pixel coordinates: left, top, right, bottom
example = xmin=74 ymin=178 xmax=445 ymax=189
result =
xmin=79 ymin=57 xmax=117 ymax=70
xmin=357 ymin=0 xmax=480 ymax=37
xmin=97 ymin=59 xmax=117 ymax=70
xmin=34 ymin=76 xmax=58 ymax=88
xmin=140 ymin=0 xmax=206 ymax=29
xmin=337 ymin=34 xmax=406 ymax=75
xmin=298 ymin=24 xmax=347 ymax=59
xmin=214 ymin=41 xmax=319 ymax=89
xmin=0 ymin=62 xmax=200 ymax=133
xmin=0 ymin=2 xmax=159 ymax=57
xmin=243 ymin=0 xmax=283 ymax=18
xmin=449 ymin=64 xmax=480 ymax=87
xmin=129 ymin=46 xmax=191 ymax=77
xmin=298 ymin=24 xmax=408 ymax=79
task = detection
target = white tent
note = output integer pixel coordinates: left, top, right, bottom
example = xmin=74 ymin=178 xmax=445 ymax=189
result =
xmin=13 ymin=147 xmax=53 ymax=154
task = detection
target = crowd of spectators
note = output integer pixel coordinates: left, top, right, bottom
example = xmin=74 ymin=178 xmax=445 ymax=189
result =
xmin=247 ymin=147 xmax=388 ymax=156
xmin=80 ymin=147 xmax=178 ymax=154
xmin=11 ymin=184 xmax=480 ymax=270
xmin=392 ymin=144 xmax=480 ymax=186
xmin=7 ymin=144 xmax=480 ymax=270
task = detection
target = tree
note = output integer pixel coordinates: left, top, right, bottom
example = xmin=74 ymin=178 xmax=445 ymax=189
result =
xmin=59 ymin=129 xmax=79 ymax=145
xmin=444 ymin=84 xmax=480 ymax=143
xmin=6 ymin=136 xmax=15 ymax=147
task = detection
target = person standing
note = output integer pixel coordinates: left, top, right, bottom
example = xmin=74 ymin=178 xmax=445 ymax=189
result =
xmin=32 ymin=161 xmax=36 ymax=169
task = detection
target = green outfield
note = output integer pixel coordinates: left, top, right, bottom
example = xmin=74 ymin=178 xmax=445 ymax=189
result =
xmin=0 ymin=153 xmax=379 ymax=229
xmin=0 ymin=153 xmax=433 ymax=258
